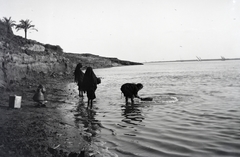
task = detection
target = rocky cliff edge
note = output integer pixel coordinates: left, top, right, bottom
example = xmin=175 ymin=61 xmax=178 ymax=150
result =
xmin=0 ymin=21 xmax=142 ymax=88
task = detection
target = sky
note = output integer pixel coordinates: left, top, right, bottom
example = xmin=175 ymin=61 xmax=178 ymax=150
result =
xmin=1 ymin=0 xmax=240 ymax=62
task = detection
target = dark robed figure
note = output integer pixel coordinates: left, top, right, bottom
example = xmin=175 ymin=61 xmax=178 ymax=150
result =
xmin=74 ymin=63 xmax=84 ymax=97
xmin=82 ymin=67 xmax=98 ymax=109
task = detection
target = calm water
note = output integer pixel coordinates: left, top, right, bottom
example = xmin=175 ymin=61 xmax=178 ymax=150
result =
xmin=75 ymin=60 xmax=240 ymax=157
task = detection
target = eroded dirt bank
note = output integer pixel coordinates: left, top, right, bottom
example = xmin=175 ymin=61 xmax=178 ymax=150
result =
xmin=0 ymin=76 xmax=101 ymax=157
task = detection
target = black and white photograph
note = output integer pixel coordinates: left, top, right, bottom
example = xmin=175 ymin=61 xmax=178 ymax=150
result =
xmin=0 ymin=0 xmax=240 ymax=156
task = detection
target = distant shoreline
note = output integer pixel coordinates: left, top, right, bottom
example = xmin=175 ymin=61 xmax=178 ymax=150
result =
xmin=146 ymin=58 xmax=240 ymax=63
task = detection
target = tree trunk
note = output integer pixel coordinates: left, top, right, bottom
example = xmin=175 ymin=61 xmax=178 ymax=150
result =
xmin=24 ymin=29 xmax=27 ymax=39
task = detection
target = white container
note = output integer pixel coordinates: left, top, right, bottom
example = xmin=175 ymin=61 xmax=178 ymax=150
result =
xmin=9 ymin=95 xmax=22 ymax=108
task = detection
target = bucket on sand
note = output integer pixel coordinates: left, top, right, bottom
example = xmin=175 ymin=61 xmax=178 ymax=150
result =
xmin=9 ymin=95 xmax=22 ymax=108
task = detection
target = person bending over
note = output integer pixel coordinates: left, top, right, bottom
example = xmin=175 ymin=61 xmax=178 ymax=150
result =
xmin=120 ymin=83 xmax=143 ymax=104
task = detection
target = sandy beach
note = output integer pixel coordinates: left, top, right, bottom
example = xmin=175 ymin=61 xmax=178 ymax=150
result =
xmin=0 ymin=75 xmax=97 ymax=157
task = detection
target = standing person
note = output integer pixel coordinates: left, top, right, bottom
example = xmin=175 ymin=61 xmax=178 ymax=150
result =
xmin=82 ymin=67 xmax=98 ymax=109
xmin=120 ymin=83 xmax=143 ymax=104
xmin=74 ymin=63 xmax=84 ymax=97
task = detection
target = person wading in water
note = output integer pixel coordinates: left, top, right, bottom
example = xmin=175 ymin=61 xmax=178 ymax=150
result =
xmin=82 ymin=67 xmax=100 ymax=109
xmin=74 ymin=63 xmax=84 ymax=97
xmin=120 ymin=83 xmax=143 ymax=104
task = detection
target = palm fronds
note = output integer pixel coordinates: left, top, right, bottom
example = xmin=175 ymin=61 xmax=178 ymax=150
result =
xmin=15 ymin=19 xmax=38 ymax=39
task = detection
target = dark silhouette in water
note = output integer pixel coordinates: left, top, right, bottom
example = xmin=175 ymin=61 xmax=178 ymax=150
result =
xmin=74 ymin=63 xmax=84 ymax=97
xmin=120 ymin=83 xmax=143 ymax=104
xmin=82 ymin=67 xmax=99 ymax=109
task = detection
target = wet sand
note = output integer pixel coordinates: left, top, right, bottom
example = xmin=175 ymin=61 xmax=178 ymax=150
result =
xmin=0 ymin=76 xmax=97 ymax=157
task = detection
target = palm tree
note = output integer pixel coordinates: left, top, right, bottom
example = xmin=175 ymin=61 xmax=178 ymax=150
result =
xmin=2 ymin=17 xmax=16 ymax=33
xmin=15 ymin=19 xmax=38 ymax=39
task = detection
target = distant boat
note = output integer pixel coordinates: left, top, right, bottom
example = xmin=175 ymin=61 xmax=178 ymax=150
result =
xmin=221 ymin=56 xmax=226 ymax=61
xmin=196 ymin=56 xmax=202 ymax=61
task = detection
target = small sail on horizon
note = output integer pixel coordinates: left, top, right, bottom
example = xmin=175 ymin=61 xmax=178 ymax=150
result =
xmin=221 ymin=56 xmax=226 ymax=61
xmin=196 ymin=56 xmax=201 ymax=61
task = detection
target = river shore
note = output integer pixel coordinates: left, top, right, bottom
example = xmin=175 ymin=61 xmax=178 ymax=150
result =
xmin=0 ymin=75 xmax=100 ymax=157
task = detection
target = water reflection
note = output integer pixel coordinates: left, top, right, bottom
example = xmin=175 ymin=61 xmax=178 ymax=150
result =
xmin=93 ymin=61 xmax=240 ymax=157
xmin=121 ymin=104 xmax=145 ymax=125
xmin=74 ymin=99 xmax=101 ymax=142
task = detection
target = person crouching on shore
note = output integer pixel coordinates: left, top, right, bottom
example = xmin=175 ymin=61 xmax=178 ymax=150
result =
xmin=33 ymin=84 xmax=47 ymax=107
xmin=82 ymin=67 xmax=98 ymax=109
xmin=120 ymin=83 xmax=143 ymax=104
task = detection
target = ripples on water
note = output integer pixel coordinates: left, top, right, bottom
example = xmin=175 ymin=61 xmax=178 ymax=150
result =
xmin=74 ymin=61 xmax=240 ymax=157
